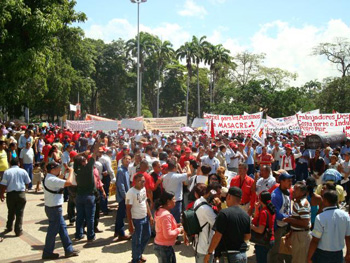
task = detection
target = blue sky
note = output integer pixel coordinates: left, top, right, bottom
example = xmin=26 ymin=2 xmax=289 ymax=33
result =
xmin=74 ymin=0 xmax=350 ymax=85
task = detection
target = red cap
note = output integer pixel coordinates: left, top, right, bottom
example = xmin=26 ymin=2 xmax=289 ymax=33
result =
xmin=285 ymin=144 xmax=292 ymax=150
xmin=21 ymin=125 xmax=27 ymax=130
xmin=238 ymin=143 xmax=245 ymax=147
xmin=161 ymin=163 xmax=168 ymax=173
xmin=69 ymin=151 xmax=78 ymax=159
xmin=176 ymin=139 xmax=182 ymax=145
xmin=175 ymin=145 xmax=181 ymax=152
xmin=185 ymin=147 xmax=192 ymax=153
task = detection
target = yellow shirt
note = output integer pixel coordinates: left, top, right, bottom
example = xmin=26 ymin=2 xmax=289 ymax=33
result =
xmin=0 ymin=149 xmax=9 ymax=172
xmin=315 ymin=182 xmax=345 ymax=202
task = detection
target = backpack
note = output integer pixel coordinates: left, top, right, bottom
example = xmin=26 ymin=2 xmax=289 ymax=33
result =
xmin=182 ymin=201 xmax=210 ymax=236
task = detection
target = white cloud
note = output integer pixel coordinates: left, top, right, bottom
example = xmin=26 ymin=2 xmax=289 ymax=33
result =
xmin=84 ymin=19 xmax=191 ymax=48
xmin=208 ymin=0 xmax=227 ymax=4
xmin=178 ymin=0 xmax=207 ymax=19
xmin=249 ymin=19 xmax=350 ymax=85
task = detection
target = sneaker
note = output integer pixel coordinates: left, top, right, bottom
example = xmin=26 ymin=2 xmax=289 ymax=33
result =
xmin=42 ymin=253 xmax=59 ymax=260
xmin=65 ymin=250 xmax=79 ymax=258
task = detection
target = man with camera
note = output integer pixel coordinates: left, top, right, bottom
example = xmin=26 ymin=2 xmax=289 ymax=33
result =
xmin=194 ymin=182 xmax=222 ymax=263
xmin=42 ymin=162 xmax=79 ymax=260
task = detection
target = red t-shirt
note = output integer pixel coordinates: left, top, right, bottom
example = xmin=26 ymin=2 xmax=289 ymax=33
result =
xmin=179 ymin=155 xmax=196 ymax=168
xmin=252 ymin=208 xmax=275 ymax=241
xmin=132 ymin=172 xmax=155 ymax=191
xmin=72 ymin=132 xmax=80 ymax=142
xmin=42 ymin=144 xmax=52 ymax=162
xmin=45 ymin=133 xmax=55 ymax=144
xmin=230 ymin=175 xmax=256 ymax=209
xmin=259 ymin=153 xmax=273 ymax=166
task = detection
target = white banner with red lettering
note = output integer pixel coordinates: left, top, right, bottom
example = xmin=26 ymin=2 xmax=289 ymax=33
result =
xmin=297 ymin=113 xmax=350 ymax=136
xmin=203 ymin=112 xmax=263 ymax=134
xmin=267 ymin=115 xmax=300 ymax=133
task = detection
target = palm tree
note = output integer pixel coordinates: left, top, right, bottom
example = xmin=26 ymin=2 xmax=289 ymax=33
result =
xmin=126 ymin=32 xmax=155 ymax=114
xmin=154 ymin=38 xmax=175 ymax=117
xmin=176 ymin=41 xmax=196 ymax=122
xmin=204 ymin=44 xmax=231 ymax=104
xmin=192 ymin=36 xmax=209 ymax=117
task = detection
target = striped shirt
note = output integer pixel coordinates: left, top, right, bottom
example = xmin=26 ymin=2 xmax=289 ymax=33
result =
xmin=291 ymin=197 xmax=311 ymax=230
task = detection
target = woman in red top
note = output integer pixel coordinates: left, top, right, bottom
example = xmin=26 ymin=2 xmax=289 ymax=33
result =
xmin=251 ymin=190 xmax=276 ymax=263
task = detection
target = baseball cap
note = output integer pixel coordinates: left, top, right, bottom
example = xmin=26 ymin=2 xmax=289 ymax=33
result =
xmin=279 ymin=172 xmax=294 ymax=181
xmin=228 ymin=186 xmax=242 ymax=198
xmin=185 ymin=147 xmax=192 ymax=153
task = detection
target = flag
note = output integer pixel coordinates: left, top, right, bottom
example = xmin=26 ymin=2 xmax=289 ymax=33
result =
xmin=70 ymin=104 xmax=77 ymax=111
xmin=210 ymin=118 xmax=215 ymax=138
xmin=252 ymin=121 xmax=266 ymax=146
xmin=75 ymin=103 xmax=81 ymax=118
xmin=333 ymin=109 xmax=338 ymax=114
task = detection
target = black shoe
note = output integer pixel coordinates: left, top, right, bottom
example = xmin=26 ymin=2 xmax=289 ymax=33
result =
xmin=94 ymin=228 xmax=103 ymax=233
xmin=74 ymin=235 xmax=85 ymax=241
xmin=15 ymin=231 xmax=23 ymax=237
xmin=65 ymin=250 xmax=79 ymax=258
xmin=42 ymin=253 xmax=59 ymax=260
xmin=3 ymin=229 xmax=12 ymax=234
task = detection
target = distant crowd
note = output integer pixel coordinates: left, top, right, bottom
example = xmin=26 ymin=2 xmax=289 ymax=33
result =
xmin=0 ymin=122 xmax=350 ymax=263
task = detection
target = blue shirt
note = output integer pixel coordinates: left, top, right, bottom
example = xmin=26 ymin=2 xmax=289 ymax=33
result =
xmin=312 ymin=206 xmax=350 ymax=251
xmin=0 ymin=165 xmax=31 ymax=192
xmin=244 ymin=146 xmax=254 ymax=165
xmin=116 ymin=165 xmax=130 ymax=202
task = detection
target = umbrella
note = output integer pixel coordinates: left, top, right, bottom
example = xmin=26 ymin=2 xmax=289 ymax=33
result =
xmin=39 ymin=122 xmax=49 ymax=128
xmin=181 ymin=126 xmax=194 ymax=132
xmin=322 ymin=169 xmax=342 ymax=183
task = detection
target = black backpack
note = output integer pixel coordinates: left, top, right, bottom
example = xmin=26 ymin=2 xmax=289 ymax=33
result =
xmin=182 ymin=201 xmax=210 ymax=236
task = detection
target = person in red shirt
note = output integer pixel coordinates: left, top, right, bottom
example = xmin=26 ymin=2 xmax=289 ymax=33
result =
xmin=230 ymin=162 xmax=256 ymax=215
xmin=42 ymin=141 xmax=52 ymax=163
xmin=45 ymin=131 xmax=55 ymax=144
xmin=179 ymin=147 xmax=196 ymax=168
xmin=258 ymin=146 xmax=274 ymax=168
xmin=132 ymin=160 xmax=155 ymax=207
xmin=251 ymin=190 xmax=276 ymax=262
xmin=72 ymin=132 xmax=80 ymax=143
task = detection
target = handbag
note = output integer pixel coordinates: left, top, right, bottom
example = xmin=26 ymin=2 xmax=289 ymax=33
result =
xmin=250 ymin=210 xmax=272 ymax=247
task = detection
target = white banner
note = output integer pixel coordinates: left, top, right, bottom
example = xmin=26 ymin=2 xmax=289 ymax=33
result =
xmin=191 ymin=118 xmax=208 ymax=128
xmin=203 ymin=112 xmax=263 ymax=134
xmin=143 ymin=116 xmax=187 ymax=133
xmin=121 ymin=119 xmax=144 ymax=130
xmin=266 ymin=115 xmax=300 ymax=133
xmin=66 ymin=120 xmax=118 ymax=131
xmin=69 ymin=104 xmax=77 ymax=112
xmin=297 ymin=113 xmax=350 ymax=136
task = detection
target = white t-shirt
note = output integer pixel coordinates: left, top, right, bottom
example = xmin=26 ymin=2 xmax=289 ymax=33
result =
xmin=125 ymin=187 xmax=148 ymax=219
xmin=194 ymin=196 xmax=217 ymax=254
xmin=44 ymin=173 xmax=66 ymax=207
xmin=200 ymin=156 xmax=220 ymax=174
xmin=20 ymin=148 xmax=34 ymax=164
xmin=162 ymin=172 xmax=188 ymax=201
xmin=189 ymin=175 xmax=208 ymax=191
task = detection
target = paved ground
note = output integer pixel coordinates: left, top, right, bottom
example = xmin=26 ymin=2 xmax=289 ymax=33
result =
xmin=0 ymin=190 xmax=256 ymax=263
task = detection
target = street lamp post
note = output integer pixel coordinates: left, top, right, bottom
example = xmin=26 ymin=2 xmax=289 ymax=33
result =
xmin=131 ymin=0 xmax=147 ymax=117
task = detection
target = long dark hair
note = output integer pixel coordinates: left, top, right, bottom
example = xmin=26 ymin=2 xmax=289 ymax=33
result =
xmin=154 ymin=191 xmax=175 ymax=211
xmin=306 ymin=177 xmax=316 ymax=197
xmin=260 ymin=190 xmax=276 ymax=215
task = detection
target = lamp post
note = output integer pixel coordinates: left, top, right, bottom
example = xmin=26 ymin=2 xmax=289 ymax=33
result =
xmin=156 ymin=80 xmax=161 ymax=118
xmin=131 ymin=0 xmax=147 ymax=117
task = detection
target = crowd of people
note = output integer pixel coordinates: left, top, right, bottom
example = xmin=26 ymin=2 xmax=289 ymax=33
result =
xmin=1 ymin=122 xmax=350 ymax=263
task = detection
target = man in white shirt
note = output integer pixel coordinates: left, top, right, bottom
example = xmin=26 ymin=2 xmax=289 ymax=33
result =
xmin=126 ymin=173 xmax=153 ymax=263
xmin=42 ymin=162 xmax=79 ymax=259
xmin=255 ymin=165 xmax=276 ymax=195
xmin=228 ymin=144 xmax=244 ymax=173
xmin=199 ymin=149 xmax=220 ymax=174
xmin=162 ymin=159 xmax=191 ymax=223
xmin=194 ymin=183 xmax=220 ymax=263
xmin=99 ymin=149 xmax=116 ymax=214
xmin=20 ymin=141 xmax=34 ymax=190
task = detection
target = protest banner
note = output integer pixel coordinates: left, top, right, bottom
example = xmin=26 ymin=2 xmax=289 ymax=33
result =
xmin=143 ymin=116 xmax=187 ymax=133
xmin=297 ymin=113 xmax=350 ymax=136
xmin=191 ymin=118 xmax=208 ymax=128
xmin=66 ymin=120 xmax=118 ymax=131
xmin=203 ymin=112 xmax=263 ymax=134
xmin=120 ymin=119 xmax=144 ymax=130
xmin=266 ymin=114 xmax=300 ymax=133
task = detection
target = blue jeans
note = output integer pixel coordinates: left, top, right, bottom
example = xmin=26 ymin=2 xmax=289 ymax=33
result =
xmin=154 ymin=243 xmax=176 ymax=263
xmin=43 ymin=206 xmax=73 ymax=256
xmin=312 ymin=249 xmax=343 ymax=263
xmin=23 ymin=163 xmax=33 ymax=189
xmin=255 ymin=244 xmax=269 ymax=263
xmin=219 ymin=252 xmax=247 ymax=263
xmin=132 ymin=216 xmax=151 ymax=263
xmin=115 ymin=199 xmax=126 ymax=236
xmin=100 ymin=176 xmax=111 ymax=212
xmin=75 ymin=194 xmax=96 ymax=240
xmin=170 ymin=201 xmax=182 ymax=223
